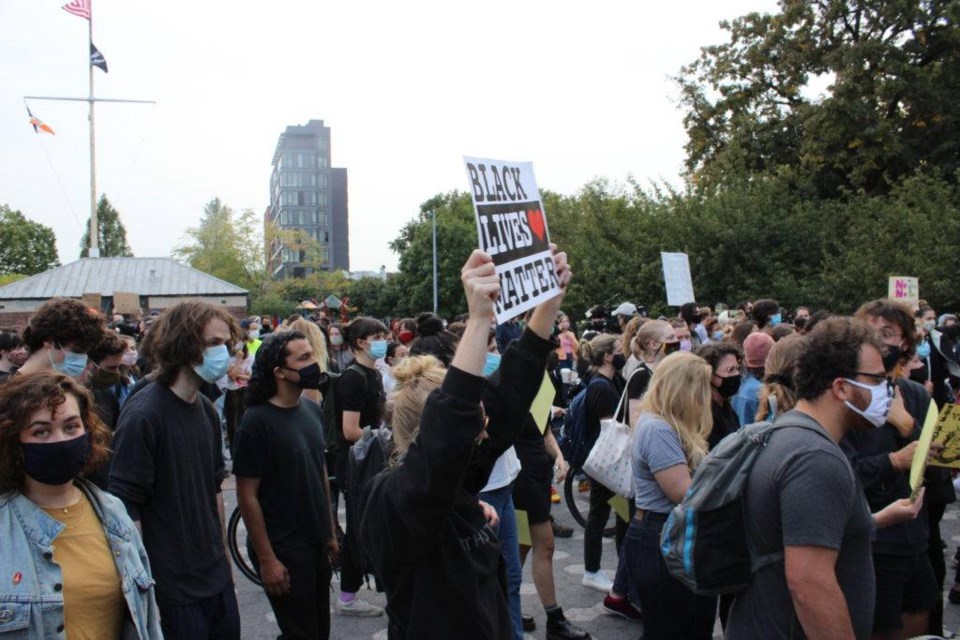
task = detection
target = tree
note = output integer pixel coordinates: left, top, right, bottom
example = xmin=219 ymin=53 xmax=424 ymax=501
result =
xmin=80 ymin=195 xmax=133 ymax=257
xmin=0 ymin=204 xmax=60 ymax=276
xmin=174 ymin=198 xmax=258 ymax=290
xmin=388 ymin=191 xmax=478 ymax=319
xmin=678 ymin=0 xmax=960 ymax=197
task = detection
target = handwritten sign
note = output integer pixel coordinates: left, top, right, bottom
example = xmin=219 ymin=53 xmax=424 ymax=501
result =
xmin=661 ymin=252 xmax=695 ymax=306
xmin=112 ymin=291 xmax=141 ymax=315
xmin=888 ymin=276 xmax=919 ymax=305
xmin=465 ymin=157 xmax=560 ymax=324
xmin=927 ymin=404 xmax=960 ymax=469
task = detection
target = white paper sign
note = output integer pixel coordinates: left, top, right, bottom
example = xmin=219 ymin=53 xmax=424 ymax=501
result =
xmin=464 ymin=156 xmax=560 ymax=324
xmin=888 ymin=276 xmax=919 ymax=305
xmin=661 ymin=252 xmax=695 ymax=306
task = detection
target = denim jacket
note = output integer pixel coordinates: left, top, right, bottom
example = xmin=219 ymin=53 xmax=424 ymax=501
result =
xmin=0 ymin=478 xmax=163 ymax=638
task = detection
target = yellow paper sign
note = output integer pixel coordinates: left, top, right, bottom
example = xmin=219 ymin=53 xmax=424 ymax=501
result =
xmin=529 ymin=371 xmax=555 ymax=436
xmin=910 ymin=400 xmax=941 ymax=496
xmin=608 ymin=495 xmax=630 ymax=523
xmin=926 ymin=404 xmax=960 ymax=469
xmin=515 ymin=509 xmax=532 ymax=547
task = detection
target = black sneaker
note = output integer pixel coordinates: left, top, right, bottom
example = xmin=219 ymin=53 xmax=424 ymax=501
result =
xmin=522 ymin=614 xmax=536 ymax=631
xmin=546 ymin=617 xmax=591 ymax=640
xmin=551 ymin=517 xmax=574 ymax=539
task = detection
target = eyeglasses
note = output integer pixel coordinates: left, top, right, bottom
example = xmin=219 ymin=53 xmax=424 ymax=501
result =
xmin=850 ymin=372 xmax=896 ymax=397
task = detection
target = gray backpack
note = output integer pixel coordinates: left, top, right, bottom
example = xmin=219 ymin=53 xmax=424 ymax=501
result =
xmin=659 ymin=411 xmax=826 ymax=595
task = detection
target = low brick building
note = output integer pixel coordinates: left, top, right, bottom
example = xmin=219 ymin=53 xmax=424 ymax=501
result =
xmin=0 ymin=257 xmax=248 ymax=330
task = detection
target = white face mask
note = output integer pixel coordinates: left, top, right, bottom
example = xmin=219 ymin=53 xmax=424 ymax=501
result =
xmin=248 ymin=329 xmax=261 ymax=340
xmin=843 ymin=378 xmax=892 ymax=428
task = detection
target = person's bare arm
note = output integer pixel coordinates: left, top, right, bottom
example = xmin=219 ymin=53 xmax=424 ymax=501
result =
xmin=544 ymin=428 xmax=569 ymax=482
xmin=653 ymin=464 xmax=692 ymax=505
xmin=342 ymin=410 xmax=363 ymax=443
xmin=236 ymin=476 xmax=290 ymax=596
xmin=785 ymin=545 xmax=856 ymax=640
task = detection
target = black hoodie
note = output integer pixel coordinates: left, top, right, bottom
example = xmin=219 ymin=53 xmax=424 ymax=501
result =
xmin=358 ymin=329 xmax=554 ymax=639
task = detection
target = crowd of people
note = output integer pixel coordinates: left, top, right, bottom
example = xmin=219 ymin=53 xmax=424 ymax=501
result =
xmin=1 ymin=245 xmax=959 ymax=640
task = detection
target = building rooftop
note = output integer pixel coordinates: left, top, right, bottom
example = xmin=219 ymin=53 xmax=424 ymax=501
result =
xmin=0 ymin=257 xmax=248 ymax=299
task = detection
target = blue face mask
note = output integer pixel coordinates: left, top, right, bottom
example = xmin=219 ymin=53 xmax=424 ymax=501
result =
xmin=367 ymin=339 xmax=388 ymax=360
xmin=193 ymin=344 xmax=231 ymax=383
xmin=712 ymin=331 xmax=724 ymax=341
xmin=917 ymin=341 xmax=931 ymax=359
xmin=769 ymin=313 xmax=782 ymax=327
xmin=50 ymin=346 xmax=88 ymax=378
xmin=483 ymin=352 xmax=501 ymax=376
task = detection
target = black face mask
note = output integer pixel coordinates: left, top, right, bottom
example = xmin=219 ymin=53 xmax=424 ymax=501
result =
xmin=662 ymin=341 xmax=681 ymax=356
xmin=286 ymin=362 xmax=323 ymax=389
xmin=612 ymin=354 xmax=627 ymax=371
xmin=21 ymin=433 xmax=90 ymax=486
xmin=714 ymin=374 xmax=742 ymax=398
xmin=882 ymin=345 xmax=902 ymax=372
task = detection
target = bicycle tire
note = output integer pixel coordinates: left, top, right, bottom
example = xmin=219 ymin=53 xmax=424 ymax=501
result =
xmin=563 ymin=467 xmax=616 ymax=536
xmin=227 ymin=506 xmax=262 ymax=586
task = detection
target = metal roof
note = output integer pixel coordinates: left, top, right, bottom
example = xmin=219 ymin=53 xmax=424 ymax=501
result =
xmin=0 ymin=258 xmax=248 ymax=299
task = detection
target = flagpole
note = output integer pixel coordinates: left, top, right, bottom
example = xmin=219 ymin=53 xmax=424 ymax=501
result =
xmin=88 ymin=10 xmax=99 ymax=258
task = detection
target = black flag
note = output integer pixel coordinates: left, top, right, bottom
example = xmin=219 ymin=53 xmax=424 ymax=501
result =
xmin=90 ymin=42 xmax=108 ymax=73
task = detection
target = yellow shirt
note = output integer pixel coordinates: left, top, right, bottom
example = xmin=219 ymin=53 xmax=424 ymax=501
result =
xmin=43 ymin=491 xmax=125 ymax=640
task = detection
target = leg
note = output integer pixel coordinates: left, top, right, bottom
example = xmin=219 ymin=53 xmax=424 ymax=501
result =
xmin=583 ymin=477 xmax=613 ymax=573
xmin=926 ymin=500 xmax=947 ymax=635
xmin=529 ymin=521 xmax=558 ymax=608
xmin=480 ymin=485 xmax=523 ymax=640
xmin=210 ymin=581 xmax=241 ymax=640
xmin=263 ymin=546 xmax=326 ymax=640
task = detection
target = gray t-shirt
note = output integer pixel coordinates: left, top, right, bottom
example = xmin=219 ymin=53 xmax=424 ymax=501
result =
xmin=632 ymin=413 xmax=688 ymax=513
xmin=726 ymin=411 xmax=875 ymax=640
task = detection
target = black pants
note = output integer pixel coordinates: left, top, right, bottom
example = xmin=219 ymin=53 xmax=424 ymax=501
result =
xmin=255 ymin=545 xmax=333 ymax=640
xmin=584 ymin=477 xmax=627 ymax=572
xmin=928 ymin=500 xmax=948 ymax=635
xmin=159 ymin=582 xmax=241 ymax=640
xmin=223 ymin=389 xmax=246 ymax=450
xmin=339 ymin=487 xmax=365 ymax=593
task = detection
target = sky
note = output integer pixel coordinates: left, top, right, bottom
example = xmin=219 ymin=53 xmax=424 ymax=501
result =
xmin=0 ymin=0 xmax=780 ymax=273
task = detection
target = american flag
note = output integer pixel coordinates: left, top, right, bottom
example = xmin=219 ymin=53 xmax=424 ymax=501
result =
xmin=62 ymin=0 xmax=91 ymax=20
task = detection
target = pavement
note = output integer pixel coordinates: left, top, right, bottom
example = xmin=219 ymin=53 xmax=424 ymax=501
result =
xmin=222 ymin=473 xmax=960 ymax=640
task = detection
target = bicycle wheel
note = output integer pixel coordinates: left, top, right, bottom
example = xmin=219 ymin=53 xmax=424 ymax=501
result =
xmin=563 ymin=467 xmax=616 ymax=536
xmin=227 ymin=506 xmax=261 ymax=586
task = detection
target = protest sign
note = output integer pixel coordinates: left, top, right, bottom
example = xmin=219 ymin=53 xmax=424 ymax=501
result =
xmin=911 ymin=400 xmax=947 ymax=497
xmin=888 ymin=276 xmax=919 ymax=305
xmin=926 ymin=404 xmax=960 ymax=469
xmin=464 ymin=157 xmax=560 ymax=324
xmin=112 ymin=291 xmax=141 ymax=315
xmin=80 ymin=292 xmax=102 ymax=311
xmin=661 ymin=252 xmax=695 ymax=306
xmin=608 ymin=495 xmax=630 ymax=523
xmin=530 ymin=371 xmax=555 ymax=436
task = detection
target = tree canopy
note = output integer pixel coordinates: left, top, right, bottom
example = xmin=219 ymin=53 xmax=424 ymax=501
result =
xmin=0 ymin=204 xmax=59 ymax=276
xmin=80 ymin=195 xmax=133 ymax=258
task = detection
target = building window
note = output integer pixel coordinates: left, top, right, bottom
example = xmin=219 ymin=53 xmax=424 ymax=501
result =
xmin=318 ymin=211 xmax=328 ymax=226
xmin=317 ymin=191 xmax=327 ymax=206
xmin=317 ymin=174 xmax=327 ymax=188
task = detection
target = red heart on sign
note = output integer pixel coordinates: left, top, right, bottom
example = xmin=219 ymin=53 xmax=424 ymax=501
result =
xmin=528 ymin=209 xmax=545 ymax=242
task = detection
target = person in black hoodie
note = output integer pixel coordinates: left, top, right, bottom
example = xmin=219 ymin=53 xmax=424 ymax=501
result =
xmin=358 ymin=246 xmax=573 ymax=640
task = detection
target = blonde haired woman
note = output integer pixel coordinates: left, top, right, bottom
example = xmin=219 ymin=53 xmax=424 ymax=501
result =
xmin=625 ymin=320 xmax=681 ymax=428
xmin=626 ymin=352 xmax=717 ymax=639
xmin=358 ymin=247 xmax=572 ymax=639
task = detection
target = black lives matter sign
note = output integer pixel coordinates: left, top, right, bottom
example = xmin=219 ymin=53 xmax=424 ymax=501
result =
xmin=464 ymin=157 xmax=561 ymax=323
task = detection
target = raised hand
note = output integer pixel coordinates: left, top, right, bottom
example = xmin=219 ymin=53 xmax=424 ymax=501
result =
xmin=461 ymin=250 xmax=500 ymax=321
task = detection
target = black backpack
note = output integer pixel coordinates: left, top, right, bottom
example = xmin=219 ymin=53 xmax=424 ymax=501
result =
xmin=318 ymin=364 xmax=366 ymax=460
xmin=558 ymin=376 xmax=611 ymax=468
xmin=660 ymin=412 xmax=826 ymax=595
xmin=346 ymin=426 xmax=394 ymax=577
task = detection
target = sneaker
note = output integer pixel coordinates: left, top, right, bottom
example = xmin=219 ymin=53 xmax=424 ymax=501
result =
xmin=551 ymin=486 xmax=561 ymax=503
xmin=603 ymin=594 xmax=642 ymax=621
xmin=551 ymin=517 xmax=573 ymax=539
xmin=522 ymin=614 xmax=536 ymax=631
xmin=335 ymin=597 xmax=384 ymax=617
xmin=578 ymin=479 xmax=590 ymax=493
xmin=546 ymin=616 xmax=591 ymax=640
xmin=581 ymin=570 xmax=613 ymax=593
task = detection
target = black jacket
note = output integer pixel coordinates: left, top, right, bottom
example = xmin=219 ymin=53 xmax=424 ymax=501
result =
xmin=358 ymin=329 xmax=554 ymax=639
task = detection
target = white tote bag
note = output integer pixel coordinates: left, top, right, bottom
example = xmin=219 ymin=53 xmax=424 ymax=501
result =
xmin=583 ymin=373 xmax=636 ymax=498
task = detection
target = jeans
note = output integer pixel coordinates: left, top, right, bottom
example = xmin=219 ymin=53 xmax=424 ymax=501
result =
xmin=584 ymin=477 xmax=627 ymax=573
xmin=611 ymin=500 xmax=637 ymax=601
xmin=625 ymin=515 xmax=716 ymax=639
xmin=479 ymin=483 xmax=523 ymax=640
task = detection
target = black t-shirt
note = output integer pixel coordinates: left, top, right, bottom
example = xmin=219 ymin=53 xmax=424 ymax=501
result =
xmin=108 ymin=382 xmax=229 ymax=606
xmin=335 ymin=363 xmax=385 ymax=478
xmin=233 ymin=400 xmax=332 ymax=553
xmin=626 ymin=364 xmax=653 ymax=403
xmin=584 ymin=373 xmax=623 ymax=450
xmin=708 ymin=400 xmax=740 ymax=451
